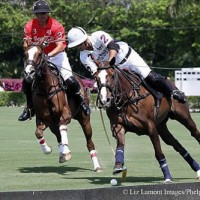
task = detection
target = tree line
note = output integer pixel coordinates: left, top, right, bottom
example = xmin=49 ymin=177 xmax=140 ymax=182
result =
xmin=0 ymin=0 xmax=199 ymax=79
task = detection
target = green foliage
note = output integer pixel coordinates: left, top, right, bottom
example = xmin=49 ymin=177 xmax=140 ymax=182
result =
xmin=170 ymin=3 xmax=200 ymax=69
xmin=0 ymin=0 xmax=30 ymax=78
xmin=187 ymin=96 xmax=200 ymax=111
xmin=0 ymin=91 xmax=25 ymax=106
xmin=1 ymin=91 xmax=200 ymax=111
xmin=0 ymin=91 xmax=98 ymax=108
xmin=1 ymin=0 xmax=200 ymax=79
xmin=168 ymin=0 xmax=200 ymax=17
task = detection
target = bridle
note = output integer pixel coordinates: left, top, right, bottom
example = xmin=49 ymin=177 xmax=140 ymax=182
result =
xmin=96 ymin=65 xmax=114 ymax=93
xmin=25 ymin=44 xmax=47 ymax=73
xmin=96 ymin=65 xmax=134 ymax=109
xmin=24 ymin=43 xmax=63 ymax=99
xmin=96 ymin=64 xmax=150 ymax=110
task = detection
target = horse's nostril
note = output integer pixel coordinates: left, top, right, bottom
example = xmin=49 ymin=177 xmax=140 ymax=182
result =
xmin=30 ymin=70 xmax=35 ymax=75
xmin=106 ymin=98 xmax=111 ymax=103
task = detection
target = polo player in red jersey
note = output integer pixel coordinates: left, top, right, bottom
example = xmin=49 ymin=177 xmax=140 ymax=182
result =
xmin=18 ymin=0 xmax=90 ymax=121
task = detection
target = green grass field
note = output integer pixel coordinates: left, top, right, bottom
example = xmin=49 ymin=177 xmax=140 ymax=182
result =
xmin=0 ymin=107 xmax=200 ymax=192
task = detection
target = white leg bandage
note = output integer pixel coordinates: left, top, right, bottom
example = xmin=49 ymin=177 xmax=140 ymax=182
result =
xmin=59 ymin=125 xmax=68 ymax=145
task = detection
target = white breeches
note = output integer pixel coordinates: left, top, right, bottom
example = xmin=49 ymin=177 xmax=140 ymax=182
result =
xmin=49 ymin=52 xmax=72 ymax=80
xmin=119 ymin=48 xmax=151 ymax=79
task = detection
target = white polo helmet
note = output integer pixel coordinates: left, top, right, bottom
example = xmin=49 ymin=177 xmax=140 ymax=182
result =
xmin=67 ymin=27 xmax=88 ymax=48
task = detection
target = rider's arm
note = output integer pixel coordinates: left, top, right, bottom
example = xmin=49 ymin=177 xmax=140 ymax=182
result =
xmin=48 ymin=41 xmax=65 ymax=57
xmin=80 ymin=52 xmax=98 ymax=76
xmin=48 ymin=23 xmax=66 ymax=57
xmin=94 ymin=31 xmax=119 ymax=64
xmin=107 ymin=41 xmax=119 ymax=63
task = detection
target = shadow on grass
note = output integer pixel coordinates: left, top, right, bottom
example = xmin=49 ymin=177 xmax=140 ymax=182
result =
xmin=63 ymin=175 xmax=195 ymax=186
xmin=18 ymin=166 xmax=93 ymax=175
xmin=18 ymin=166 xmax=195 ymax=186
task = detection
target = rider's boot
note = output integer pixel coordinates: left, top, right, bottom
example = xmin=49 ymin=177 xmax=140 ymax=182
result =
xmin=65 ymin=76 xmax=91 ymax=115
xmin=18 ymin=79 xmax=35 ymax=121
xmin=145 ymin=71 xmax=186 ymax=103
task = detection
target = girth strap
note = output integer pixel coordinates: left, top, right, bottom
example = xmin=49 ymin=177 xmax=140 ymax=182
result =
xmin=47 ymin=88 xmax=63 ymax=99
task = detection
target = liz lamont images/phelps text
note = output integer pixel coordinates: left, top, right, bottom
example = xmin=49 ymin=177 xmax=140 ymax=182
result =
xmin=123 ymin=188 xmax=200 ymax=197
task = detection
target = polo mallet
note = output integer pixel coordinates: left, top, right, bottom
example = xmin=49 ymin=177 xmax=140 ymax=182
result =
xmin=121 ymin=166 xmax=127 ymax=182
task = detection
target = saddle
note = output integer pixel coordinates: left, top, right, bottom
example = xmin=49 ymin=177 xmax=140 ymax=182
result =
xmin=122 ymin=69 xmax=163 ymax=109
xmin=142 ymin=79 xmax=163 ymax=109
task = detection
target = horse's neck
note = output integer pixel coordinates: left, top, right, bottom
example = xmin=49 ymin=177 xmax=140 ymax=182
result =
xmin=34 ymin=64 xmax=59 ymax=91
xmin=113 ymin=71 xmax=133 ymax=98
xmin=122 ymin=70 xmax=142 ymax=85
xmin=116 ymin=69 xmax=140 ymax=90
xmin=45 ymin=65 xmax=60 ymax=86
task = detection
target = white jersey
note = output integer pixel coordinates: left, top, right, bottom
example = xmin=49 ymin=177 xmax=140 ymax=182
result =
xmin=80 ymin=30 xmax=151 ymax=78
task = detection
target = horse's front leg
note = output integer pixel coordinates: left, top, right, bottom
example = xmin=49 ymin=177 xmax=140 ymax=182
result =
xmin=35 ymin=120 xmax=52 ymax=154
xmin=148 ymin=123 xmax=172 ymax=183
xmin=58 ymin=107 xmax=72 ymax=163
xmin=112 ymin=124 xmax=126 ymax=175
xmin=78 ymin=116 xmax=102 ymax=172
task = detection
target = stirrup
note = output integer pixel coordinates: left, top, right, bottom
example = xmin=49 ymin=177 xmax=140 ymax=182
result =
xmin=171 ymin=90 xmax=186 ymax=103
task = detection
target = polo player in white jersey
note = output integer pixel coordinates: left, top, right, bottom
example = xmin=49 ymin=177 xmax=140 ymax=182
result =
xmin=67 ymin=27 xmax=186 ymax=104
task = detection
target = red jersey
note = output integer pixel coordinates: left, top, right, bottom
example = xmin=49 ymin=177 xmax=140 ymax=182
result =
xmin=24 ymin=17 xmax=66 ymax=54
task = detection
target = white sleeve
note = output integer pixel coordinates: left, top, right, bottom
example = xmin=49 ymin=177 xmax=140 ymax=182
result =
xmin=80 ymin=51 xmax=98 ymax=75
xmin=92 ymin=31 xmax=113 ymax=47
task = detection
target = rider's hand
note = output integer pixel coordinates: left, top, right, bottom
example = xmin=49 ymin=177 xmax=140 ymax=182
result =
xmin=95 ymin=60 xmax=110 ymax=67
xmin=45 ymin=54 xmax=51 ymax=60
xmin=90 ymin=54 xmax=110 ymax=67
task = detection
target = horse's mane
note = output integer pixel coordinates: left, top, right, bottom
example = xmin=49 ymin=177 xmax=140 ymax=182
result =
xmin=115 ymin=67 xmax=142 ymax=91
xmin=102 ymin=66 xmax=148 ymax=109
xmin=114 ymin=67 xmax=163 ymax=112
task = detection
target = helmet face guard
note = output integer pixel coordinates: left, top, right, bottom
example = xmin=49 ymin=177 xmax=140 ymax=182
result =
xmin=67 ymin=27 xmax=88 ymax=48
xmin=32 ymin=0 xmax=51 ymax=14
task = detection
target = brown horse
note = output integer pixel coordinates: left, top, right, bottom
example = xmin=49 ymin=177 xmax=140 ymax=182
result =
xmin=95 ymin=64 xmax=200 ymax=182
xmin=23 ymin=40 xmax=101 ymax=172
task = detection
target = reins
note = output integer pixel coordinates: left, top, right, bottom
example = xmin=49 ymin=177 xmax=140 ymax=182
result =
xmin=114 ymin=67 xmax=151 ymax=107
xmin=27 ymin=43 xmax=64 ymax=99
xmin=96 ymin=65 xmax=147 ymax=109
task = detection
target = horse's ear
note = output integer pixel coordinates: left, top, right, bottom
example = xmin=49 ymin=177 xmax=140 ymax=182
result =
xmin=24 ymin=39 xmax=31 ymax=50
xmin=24 ymin=38 xmax=32 ymax=46
xmin=109 ymin=57 xmax=116 ymax=66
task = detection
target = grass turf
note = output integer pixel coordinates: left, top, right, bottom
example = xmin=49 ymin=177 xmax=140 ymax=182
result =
xmin=0 ymin=107 xmax=200 ymax=192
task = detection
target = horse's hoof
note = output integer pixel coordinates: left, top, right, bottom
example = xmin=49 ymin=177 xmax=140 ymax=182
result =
xmin=94 ymin=167 xmax=103 ymax=172
xmin=164 ymin=179 xmax=173 ymax=184
xmin=42 ymin=145 xmax=52 ymax=154
xmin=113 ymin=165 xmax=126 ymax=175
xmin=196 ymin=170 xmax=200 ymax=179
xmin=59 ymin=152 xmax=72 ymax=163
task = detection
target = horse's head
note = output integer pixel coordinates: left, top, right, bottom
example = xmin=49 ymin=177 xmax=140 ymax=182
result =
xmin=24 ymin=39 xmax=47 ymax=83
xmin=95 ymin=58 xmax=137 ymax=109
xmin=95 ymin=64 xmax=115 ymax=108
